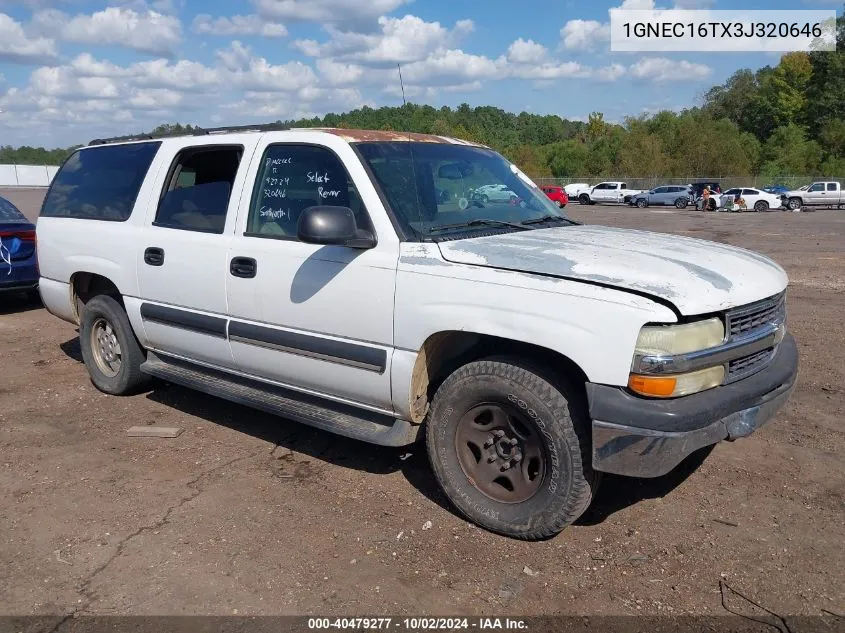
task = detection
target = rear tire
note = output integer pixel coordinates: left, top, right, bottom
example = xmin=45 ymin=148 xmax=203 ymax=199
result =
xmin=754 ymin=201 xmax=769 ymax=212
xmin=675 ymin=198 xmax=687 ymax=209
xmin=80 ymin=295 xmax=149 ymax=396
xmin=426 ymin=358 xmax=597 ymax=540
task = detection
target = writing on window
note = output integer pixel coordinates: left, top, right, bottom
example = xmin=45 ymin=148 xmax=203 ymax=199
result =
xmin=248 ymin=145 xmax=364 ymax=239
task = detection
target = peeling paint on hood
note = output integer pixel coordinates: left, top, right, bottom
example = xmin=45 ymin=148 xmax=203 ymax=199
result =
xmin=437 ymin=225 xmax=788 ymax=315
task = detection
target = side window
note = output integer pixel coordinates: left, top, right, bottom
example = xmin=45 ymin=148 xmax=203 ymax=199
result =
xmin=725 ymin=189 xmax=740 ymax=196
xmin=654 ymin=187 xmax=668 ymax=194
xmin=247 ymin=144 xmax=371 ymax=239
xmin=827 ymin=183 xmax=837 ymax=192
xmin=809 ymin=183 xmax=824 ymax=192
xmin=620 ymin=183 xmax=627 ymax=189
xmin=742 ymin=189 xmax=757 ymax=196
xmin=594 ymin=184 xmax=608 ymax=190
xmin=41 ymin=142 xmax=161 ymax=221
xmin=154 ymin=146 xmax=243 ymax=234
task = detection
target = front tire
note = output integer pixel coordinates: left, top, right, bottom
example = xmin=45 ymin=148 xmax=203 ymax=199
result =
xmin=80 ymin=295 xmax=150 ymax=396
xmin=636 ymin=199 xmax=648 ymax=208
xmin=578 ymin=194 xmax=591 ymax=205
xmin=788 ymin=197 xmax=802 ymax=211
xmin=426 ymin=358 xmax=597 ymax=540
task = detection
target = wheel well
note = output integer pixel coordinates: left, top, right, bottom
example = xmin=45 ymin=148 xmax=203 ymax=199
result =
xmin=70 ymin=272 xmax=123 ymax=322
xmin=408 ymin=331 xmax=588 ymax=423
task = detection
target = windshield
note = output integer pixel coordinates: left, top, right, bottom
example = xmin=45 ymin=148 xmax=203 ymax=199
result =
xmin=355 ymin=142 xmax=567 ymax=239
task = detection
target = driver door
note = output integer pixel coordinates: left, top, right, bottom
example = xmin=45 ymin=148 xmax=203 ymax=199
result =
xmin=805 ymin=183 xmax=825 ymax=206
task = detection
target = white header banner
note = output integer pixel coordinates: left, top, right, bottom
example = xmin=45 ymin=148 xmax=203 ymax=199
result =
xmin=610 ymin=9 xmax=837 ymax=52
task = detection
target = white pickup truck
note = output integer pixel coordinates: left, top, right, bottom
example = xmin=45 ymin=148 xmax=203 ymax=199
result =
xmin=36 ymin=125 xmax=798 ymax=540
xmin=577 ymin=181 xmax=644 ymax=205
xmin=782 ymin=181 xmax=845 ymax=211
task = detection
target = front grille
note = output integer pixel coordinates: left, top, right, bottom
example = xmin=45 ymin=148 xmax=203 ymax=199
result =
xmin=728 ymin=348 xmax=775 ymax=382
xmin=722 ymin=291 xmax=786 ymax=383
xmin=727 ymin=292 xmax=786 ymax=339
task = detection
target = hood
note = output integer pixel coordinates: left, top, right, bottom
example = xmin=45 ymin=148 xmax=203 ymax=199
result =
xmin=437 ymin=225 xmax=788 ymax=315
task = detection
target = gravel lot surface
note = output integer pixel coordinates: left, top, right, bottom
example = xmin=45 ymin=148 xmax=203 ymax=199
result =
xmin=1 ymin=188 xmax=843 ymax=620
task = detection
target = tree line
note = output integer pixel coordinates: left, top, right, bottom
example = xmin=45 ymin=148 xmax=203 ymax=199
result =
xmin=2 ymin=8 xmax=842 ymax=181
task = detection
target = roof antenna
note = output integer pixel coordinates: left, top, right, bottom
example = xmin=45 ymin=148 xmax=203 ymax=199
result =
xmin=398 ymin=63 xmax=412 ymax=144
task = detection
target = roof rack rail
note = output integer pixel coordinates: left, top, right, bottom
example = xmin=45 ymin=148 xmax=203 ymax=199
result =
xmin=88 ymin=133 xmax=155 ymax=146
xmin=87 ymin=122 xmax=292 ymax=146
xmin=192 ymin=123 xmax=291 ymax=135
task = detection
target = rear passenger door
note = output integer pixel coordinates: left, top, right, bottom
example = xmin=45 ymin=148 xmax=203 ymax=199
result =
xmin=137 ymin=138 xmax=260 ymax=369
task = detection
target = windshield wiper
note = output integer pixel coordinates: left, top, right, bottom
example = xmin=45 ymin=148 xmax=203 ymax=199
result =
xmin=521 ymin=215 xmax=576 ymax=226
xmin=427 ymin=218 xmax=530 ymax=234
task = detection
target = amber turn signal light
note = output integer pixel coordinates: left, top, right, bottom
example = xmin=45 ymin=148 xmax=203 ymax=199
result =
xmin=628 ymin=374 xmax=677 ymax=397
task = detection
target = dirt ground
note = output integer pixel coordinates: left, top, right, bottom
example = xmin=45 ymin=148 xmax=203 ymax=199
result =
xmin=1 ymin=189 xmax=844 ymax=619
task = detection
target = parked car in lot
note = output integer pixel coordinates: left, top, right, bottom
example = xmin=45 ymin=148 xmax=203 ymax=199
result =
xmin=781 ymin=181 xmax=844 ymax=211
xmin=36 ymin=125 xmax=798 ymax=540
xmin=541 ymin=185 xmax=568 ymax=207
xmin=762 ymin=184 xmax=789 ymax=195
xmin=0 ymin=195 xmax=38 ymax=298
xmin=471 ymin=184 xmax=519 ymax=204
xmin=722 ymin=187 xmax=783 ymax=212
xmin=578 ymin=181 xmax=644 ymax=205
xmin=629 ymin=185 xmax=693 ymax=209
xmin=563 ymin=182 xmax=591 ymax=198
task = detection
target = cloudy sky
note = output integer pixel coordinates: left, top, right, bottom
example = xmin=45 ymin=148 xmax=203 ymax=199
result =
xmin=0 ymin=0 xmax=840 ymax=148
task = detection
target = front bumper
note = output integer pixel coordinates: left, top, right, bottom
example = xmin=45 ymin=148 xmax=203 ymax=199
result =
xmin=587 ymin=333 xmax=798 ymax=478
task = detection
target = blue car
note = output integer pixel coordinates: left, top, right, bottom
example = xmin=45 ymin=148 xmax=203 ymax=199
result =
xmin=0 ymin=195 xmax=39 ymax=298
xmin=762 ymin=184 xmax=790 ymax=195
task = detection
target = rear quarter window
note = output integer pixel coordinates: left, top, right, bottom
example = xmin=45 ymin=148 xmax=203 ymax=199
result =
xmin=40 ymin=141 xmax=161 ymax=221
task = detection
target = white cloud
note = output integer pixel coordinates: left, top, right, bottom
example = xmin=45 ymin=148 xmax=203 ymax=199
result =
xmin=31 ymin=7 xmax=181 ymax=55
xmin=0 ymin=12 xmax=57 ymax=64
xmin=629 ymin=57 xmax=710 ymax=81
xmin=511 ymin=61 xmax=585 ymax=80
xmin=560 ymin=19 xmax=610 ymax=51
xmin=253 ymin=0 xmax=411 ymax=28
xmin=315 ymin=58 xmax=368 ymax=86
xmin=192 ymin=14 xmax=287 ymax=38
xmin=294 ymin=15 xmax=473 ymax=65
xmin=214 ymin=41 xmax=318 ymax=92
xmin=401 ymin=49 xmax=501 ymax=85
xmin=595 ymin=63 xmax=627 ymax=81
xmin=506 ymin=38 xmax=548 ymax=64
xmin=127 ymin=88 xmax=183 ymax=109
xmin=30 ymin=66 xmax=120 ymax=100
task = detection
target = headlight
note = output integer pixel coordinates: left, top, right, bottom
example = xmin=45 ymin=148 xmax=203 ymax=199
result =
xmin=629 ymin=318 xmax=726 ymax=398
xmin=634 ymin=317 xmax=725 ymax=356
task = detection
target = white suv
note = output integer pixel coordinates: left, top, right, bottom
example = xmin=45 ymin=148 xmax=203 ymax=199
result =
xmin=36 ymin=125 xmax=798 ymax=540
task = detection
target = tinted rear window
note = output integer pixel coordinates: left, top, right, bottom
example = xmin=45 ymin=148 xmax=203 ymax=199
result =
xmin=0 ymin=197 xmax=27 ymax=222
xmin=41 ymin=142 xmax=161 ymax=221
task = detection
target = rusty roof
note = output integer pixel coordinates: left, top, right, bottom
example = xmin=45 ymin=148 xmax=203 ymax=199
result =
xmin=307 ymin=127 xmax=487 ymax=147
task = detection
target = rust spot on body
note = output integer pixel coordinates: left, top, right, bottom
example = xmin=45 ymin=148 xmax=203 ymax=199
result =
xmin=308 ymin=127 xmax=487 ymax=147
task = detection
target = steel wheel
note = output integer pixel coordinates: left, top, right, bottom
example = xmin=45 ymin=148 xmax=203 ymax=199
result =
xmin=90 ymin=317 xmax=122 ymax=378
xmin=455 ymin=403 xmax=547 ymax=504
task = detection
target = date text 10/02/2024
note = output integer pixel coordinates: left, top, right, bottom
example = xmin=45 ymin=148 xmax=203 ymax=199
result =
xmin=307 ymin=618 xmax=528 ymax=630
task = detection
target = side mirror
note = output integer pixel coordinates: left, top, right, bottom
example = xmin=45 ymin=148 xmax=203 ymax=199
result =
xmin=297 ymin=206 xmax=375 ymax=249
xmin=649 ymin=190 xmax=655 ymax=195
